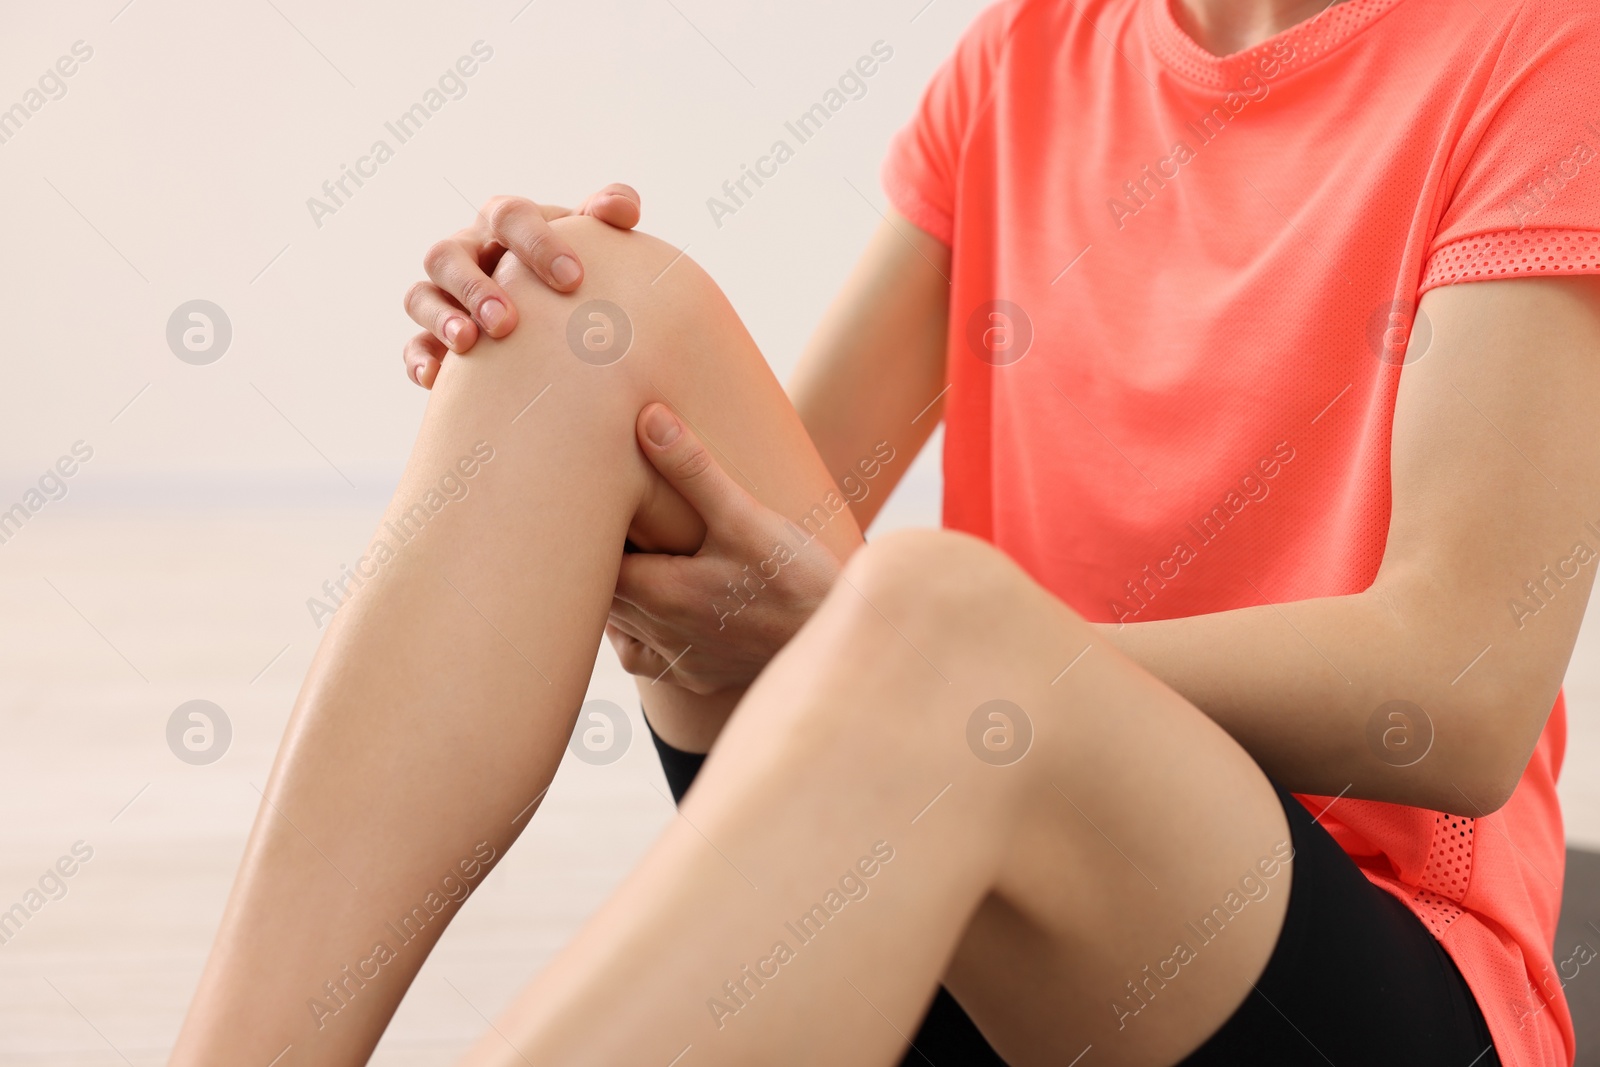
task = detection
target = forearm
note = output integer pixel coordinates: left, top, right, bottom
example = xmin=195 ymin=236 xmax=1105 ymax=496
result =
xmin=789 ymin=211 xmax=950 ymax=532
xmin=1098 ymin=573 xmax=1566 ymax=814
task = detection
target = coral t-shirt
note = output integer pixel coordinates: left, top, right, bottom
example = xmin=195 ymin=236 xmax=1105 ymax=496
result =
xmin=881 ymin=0 xmax=1600 ymax=1062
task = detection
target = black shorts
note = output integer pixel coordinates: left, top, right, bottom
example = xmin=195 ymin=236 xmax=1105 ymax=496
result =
xmin=647 ymin=720 xmax=1502 ymax=1066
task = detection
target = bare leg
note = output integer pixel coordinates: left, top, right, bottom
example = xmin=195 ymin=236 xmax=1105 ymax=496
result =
xmin=458 ymin=530 xmax=1291 ymax=1067
xmin=169 ymin=218 xmax=862 ymax=1065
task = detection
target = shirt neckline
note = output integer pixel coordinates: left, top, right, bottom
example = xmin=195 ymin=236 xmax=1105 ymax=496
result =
xmin=1144 ymin=0 xmax=1407 ymax=89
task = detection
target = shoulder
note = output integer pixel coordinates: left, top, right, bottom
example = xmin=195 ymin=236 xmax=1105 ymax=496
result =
xmin=945 ymin=0 xmax=1088 ymax=61
xmin=939 ymin=0 xmax=1129 ymax=85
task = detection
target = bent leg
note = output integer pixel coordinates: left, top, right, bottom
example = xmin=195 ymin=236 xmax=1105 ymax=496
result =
xmin=457 ymin=529 xmax=1290 ymax=1067
xmin=170 ymin=217 xmax=862 ymax=1066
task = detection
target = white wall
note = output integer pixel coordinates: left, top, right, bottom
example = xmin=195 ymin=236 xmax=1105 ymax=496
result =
xmin=0 ymin=0 xmax=974 ymax=509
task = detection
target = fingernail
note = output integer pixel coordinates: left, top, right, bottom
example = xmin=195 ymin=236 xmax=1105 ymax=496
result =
xmin=643 ymin=406 xmax=680 ymax=447
xmin=443 ymin=317 xmax=465 ymax=346
xmin=550 ymin=255 xmax=580 ymax=287
xmin=414 ymin=363 xmax=430 ymax=387
xmin=479 ymin=298 xmax=507 ymax=332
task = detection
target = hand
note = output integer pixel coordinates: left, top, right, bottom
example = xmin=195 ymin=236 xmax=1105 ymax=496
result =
xmin=401 ymin=185 xmax=641 ymax=388
xmin=607 ymin=403 xmax=842 ymax=695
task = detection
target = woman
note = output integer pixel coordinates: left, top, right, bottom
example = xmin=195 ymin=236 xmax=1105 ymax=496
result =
xmin=171 ymin=0 xmax=1600 ymax=1063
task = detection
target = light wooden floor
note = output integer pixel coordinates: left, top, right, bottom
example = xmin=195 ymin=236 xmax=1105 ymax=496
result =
xmin=1 ymin=504 xmax=1596 ymax=1064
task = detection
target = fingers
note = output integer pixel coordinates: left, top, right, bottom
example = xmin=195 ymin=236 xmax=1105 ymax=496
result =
xmin=613 ymin=551 xmax=692 ymax=612
xmin=408 ymin=189 xmax=636 ymax=355
xmin=636 ymin=404 xmax=759 ymax=536
xmin=604 ymin=621 xmax=672 ymax=680
xmin=607 ymin=597 xmax=664 ymax=645
xmin=403 ymin=332 xmax=447 ymax=389
xmin=579 ymin=183 xmax=642 ymax=230
xmin=402 ymin=281 xmax=479 ymax=353
xmin=403 ymin=188 xmax=638 ymax=390
xmin=483 ymin=195 xmax=584 ymax=293
xmin=422 ymin=232 xmax=519 ymax=338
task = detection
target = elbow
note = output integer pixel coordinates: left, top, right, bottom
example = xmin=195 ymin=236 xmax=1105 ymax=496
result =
xmin=1453 ymin=763 xmax=1519 ymax=817
xmin=1412 ymin=744 xmax=1516 ymax=817
xmin=1356 ymin=577 xmax=1567 ymax=816
xmin=1436 ymin=686 xmax=1555 ymax=817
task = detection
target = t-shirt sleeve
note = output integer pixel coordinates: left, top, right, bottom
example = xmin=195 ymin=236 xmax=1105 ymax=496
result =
xmin=879 ymin=0 xmax=1019 ymax=245
xmin=1420 ymin=2 xmax=1600 ymax=292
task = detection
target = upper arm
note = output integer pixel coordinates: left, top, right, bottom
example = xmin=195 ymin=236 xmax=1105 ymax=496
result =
xmin=788 ymin=208 xmax=951 ymax=531
xmin=798 ymin=5 xmax=1016 ymax=528
xmin=1377 ymin=274 xmax=1600 ymax=798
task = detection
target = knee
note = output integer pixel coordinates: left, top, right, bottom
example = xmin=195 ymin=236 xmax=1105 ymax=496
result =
xmin=490 ymin=214 xmax=672 ymax=303
xmin=838 ymin=528 xmax=1068 ymax=638
xmin=783 ymin=529 xmax=1092 ymax=710
xmin=761 ymin=530 xmax=1087 ymax=787
xmin=488 ymin=216 xmax=737 ymax=376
